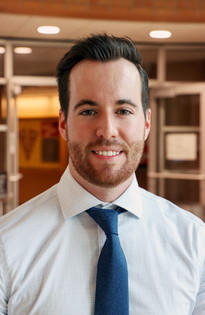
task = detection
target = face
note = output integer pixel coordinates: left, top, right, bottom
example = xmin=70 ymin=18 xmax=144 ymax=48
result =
xmin=59 ymin=58 xmax=151 ymax=189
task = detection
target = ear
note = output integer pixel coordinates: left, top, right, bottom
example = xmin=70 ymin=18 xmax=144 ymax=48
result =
xmin=144 ymin=109 xmax=151 ymax=141
xmin=59 ymin=110 xmax=67 ymax=141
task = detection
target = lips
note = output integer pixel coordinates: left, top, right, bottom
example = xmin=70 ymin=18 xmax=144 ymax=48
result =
xmin=94 ymin=150 xmax=120 ymax=156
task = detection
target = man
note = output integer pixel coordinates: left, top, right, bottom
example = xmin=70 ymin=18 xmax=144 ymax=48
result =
xmin=0 ymin=34 xmax=204 ymax=315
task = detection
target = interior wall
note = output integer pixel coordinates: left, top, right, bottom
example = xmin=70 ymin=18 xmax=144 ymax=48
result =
xmin=167 ymin=60 xmax=205 ymax=81
xmin=19 ymin=170 xmax=61 ymax=205
xmin=17 ymin=87 xmax=68 ymax=205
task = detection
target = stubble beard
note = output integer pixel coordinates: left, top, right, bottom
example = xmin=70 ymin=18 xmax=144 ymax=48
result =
xmin=67 ymin=135 xmax=145 ymax=188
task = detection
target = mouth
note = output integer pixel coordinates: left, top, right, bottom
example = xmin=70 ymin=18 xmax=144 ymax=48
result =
xmin=93 ymin=150 xmax=121 ymax=157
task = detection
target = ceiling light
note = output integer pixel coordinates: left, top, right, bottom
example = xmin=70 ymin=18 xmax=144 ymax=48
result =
xmin=0 ymin=47 xmax=5 ymax=54
xmin=37 ymin=26 xmax=60 ymax=35
xmin=149 ymin=30 xmax=172 ymax=39
xmin=14 ymin=47 xmax=32 ymax=54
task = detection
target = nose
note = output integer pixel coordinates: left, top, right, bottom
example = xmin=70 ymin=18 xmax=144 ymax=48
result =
xmin=96 ymin=113 xmax=119 ymax=140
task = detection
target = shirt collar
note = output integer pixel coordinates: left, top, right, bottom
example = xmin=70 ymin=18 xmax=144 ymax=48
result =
xmin=57 ymin=166 xmax=143 ymax=219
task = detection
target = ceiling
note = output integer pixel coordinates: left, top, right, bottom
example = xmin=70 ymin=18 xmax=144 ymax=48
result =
xmin=1 ymin=12 xmax=205 ymax=80
xmin=0 ymin=12 xmax=205 ymax=44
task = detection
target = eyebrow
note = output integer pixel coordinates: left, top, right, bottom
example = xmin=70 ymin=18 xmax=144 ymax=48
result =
xmin=74 ymin=99 xmax=98 ymax=111
xmin=116 ymin=99 xmax=137 ymax=108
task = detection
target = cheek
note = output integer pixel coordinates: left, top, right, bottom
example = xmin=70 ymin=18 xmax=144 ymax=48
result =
xmin=67 ymin=121 xmax=93 ymax=143
xmin=120 ymin=123 xmax=145 ymax=143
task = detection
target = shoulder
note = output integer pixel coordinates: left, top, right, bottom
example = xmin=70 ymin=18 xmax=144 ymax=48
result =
xmin=140 ymin=187 xmax=205 ymax=230
xmin=0 ymin=184 xmax=61 ymax=233
xmin=139 ymin=188 xmax=205 ymax=273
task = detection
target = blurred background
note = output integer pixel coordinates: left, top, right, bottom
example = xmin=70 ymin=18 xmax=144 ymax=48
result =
xmin=0 ymin=0 xmax=205 ymax=220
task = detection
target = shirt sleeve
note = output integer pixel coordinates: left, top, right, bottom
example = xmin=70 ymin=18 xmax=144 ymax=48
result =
xmin=192 ymin=271 xmax=205 ymax=314
xmin=0 ymin=236 xmax=9 ymax=315
xmin=192 ymin=225 xmax=205 ymax=315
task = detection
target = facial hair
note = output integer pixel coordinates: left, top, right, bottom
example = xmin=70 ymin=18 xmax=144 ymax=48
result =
xmin=67 ymin=136 xmax=145 ymax=188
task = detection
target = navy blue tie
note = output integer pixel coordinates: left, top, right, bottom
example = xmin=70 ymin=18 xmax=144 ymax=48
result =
xmin=87 ymin=207 xmax=129 ymax=315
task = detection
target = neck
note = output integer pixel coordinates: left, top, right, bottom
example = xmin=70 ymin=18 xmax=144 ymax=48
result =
xmin=69 ymin=164 xmax=134 ymax=203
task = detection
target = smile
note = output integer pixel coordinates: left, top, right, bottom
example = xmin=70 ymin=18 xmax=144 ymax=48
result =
xmin=94 ymin=151 xmax=120 ymax=156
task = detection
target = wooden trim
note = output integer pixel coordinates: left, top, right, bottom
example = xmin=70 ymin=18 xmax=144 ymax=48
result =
xmin=1 ymin=1 xmax=205 ymax=23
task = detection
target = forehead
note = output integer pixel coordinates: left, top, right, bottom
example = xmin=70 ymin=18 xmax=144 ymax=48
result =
xmin=69 ymin=58 xmax=141 ymax=99
xmin=70 ymin=58 xmax=140 ymax=83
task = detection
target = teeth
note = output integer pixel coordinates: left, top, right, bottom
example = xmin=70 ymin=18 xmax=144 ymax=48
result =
xmin=95 ymin=151 xmax=120 ymax=156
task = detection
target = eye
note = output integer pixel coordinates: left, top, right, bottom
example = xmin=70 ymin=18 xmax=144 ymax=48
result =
xmin=80 ymin=109 xmax=96 ymax=116
xmin=117 ymin=109 xmax=132 ymax=115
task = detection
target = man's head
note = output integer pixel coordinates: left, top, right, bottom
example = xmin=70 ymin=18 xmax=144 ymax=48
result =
xmin=56 ymin=33 xmax=149 ymax=121
xmin=58 ymin=33 xmax=151 ymax=197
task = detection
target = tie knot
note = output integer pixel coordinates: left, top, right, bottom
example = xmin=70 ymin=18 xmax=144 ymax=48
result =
xmin=87 ymin=207 xmax=119 ymax=236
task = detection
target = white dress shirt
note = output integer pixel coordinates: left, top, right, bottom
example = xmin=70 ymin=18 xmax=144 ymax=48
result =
xmin=0 ymin=166 xmax=204 ymax=314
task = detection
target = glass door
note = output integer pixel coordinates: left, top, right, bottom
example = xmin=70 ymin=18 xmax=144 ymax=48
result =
xmin=148 ymin=83 xmax=205 ymax=219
